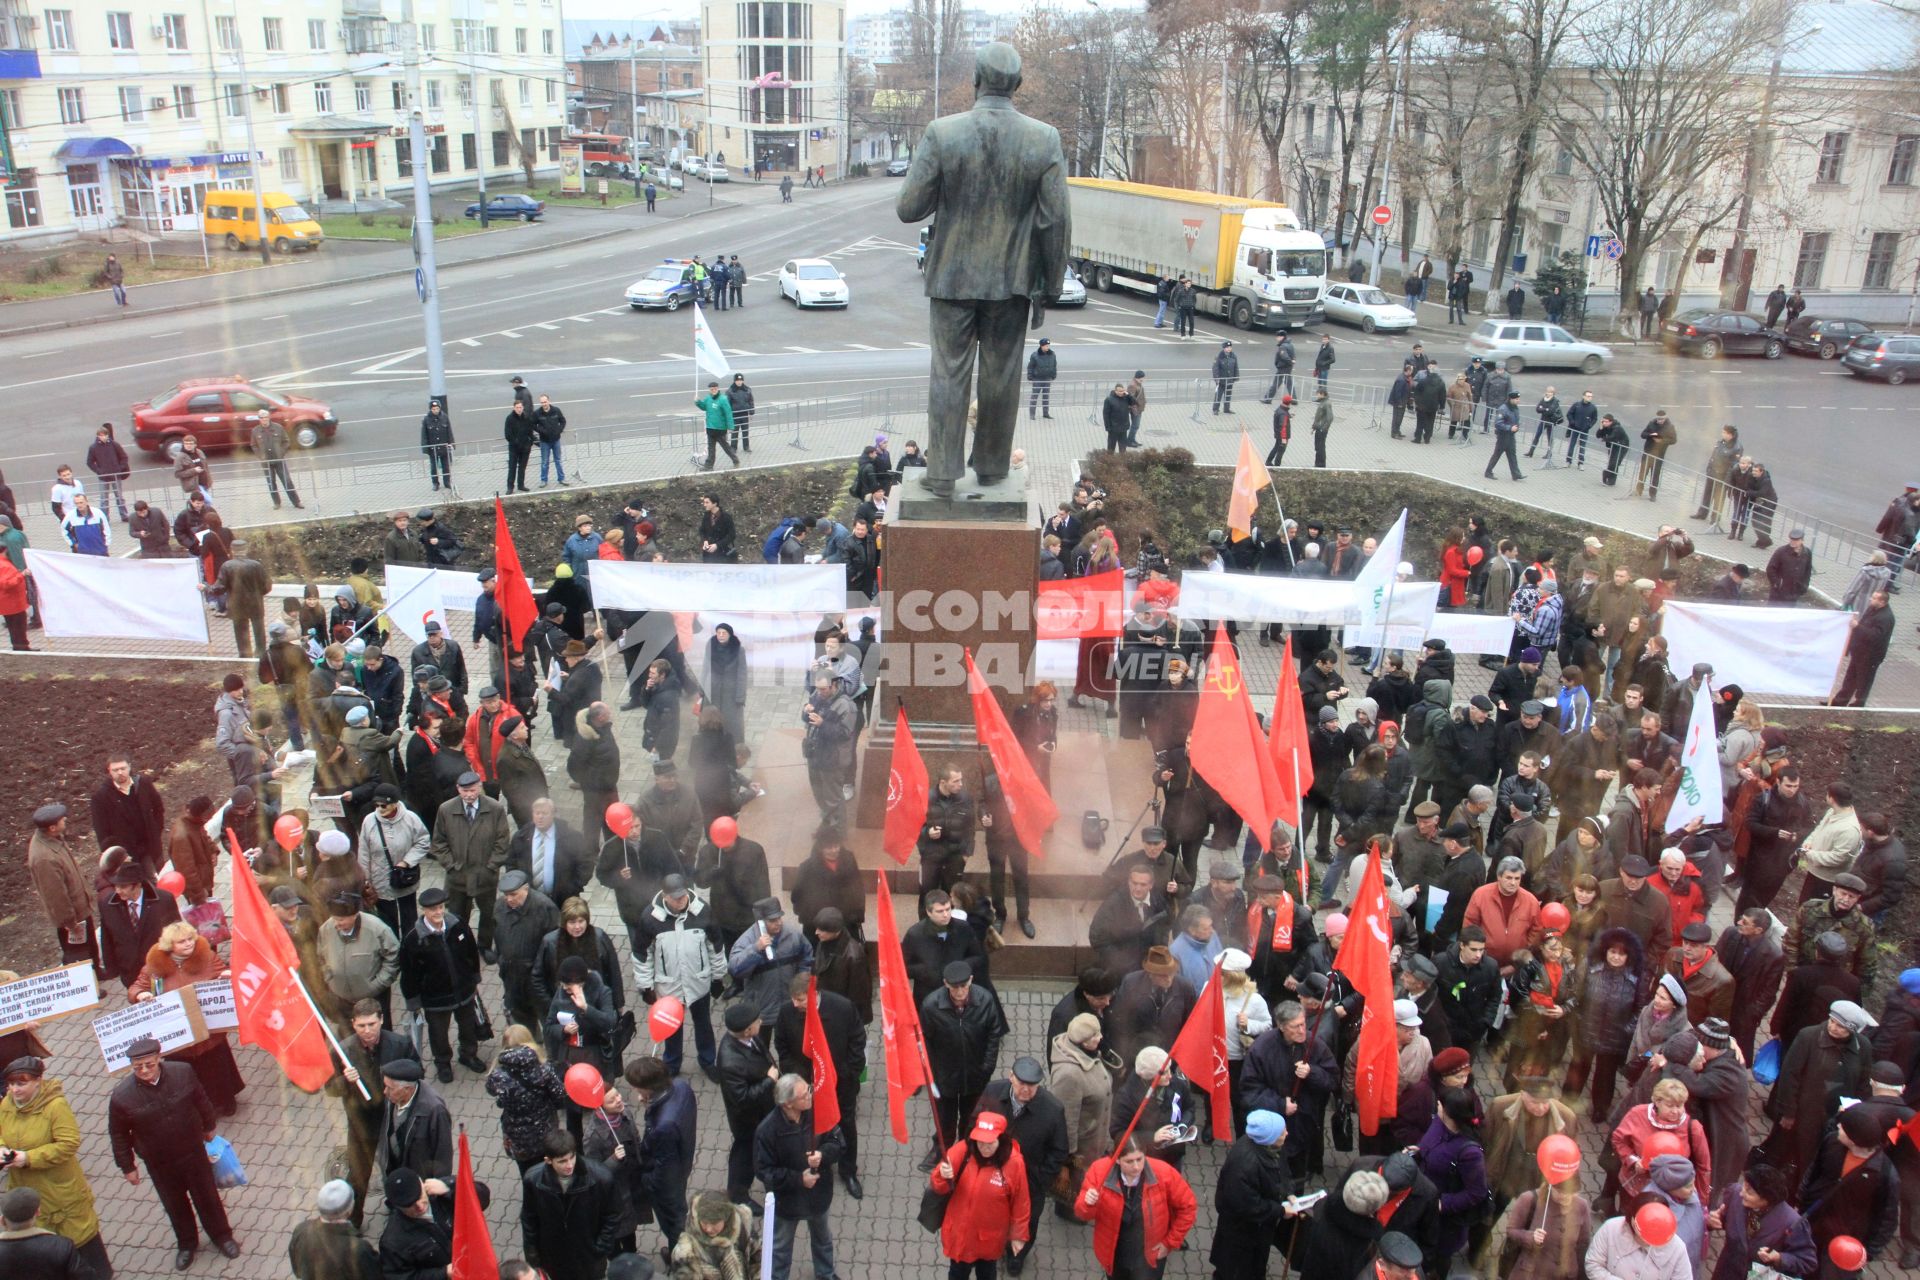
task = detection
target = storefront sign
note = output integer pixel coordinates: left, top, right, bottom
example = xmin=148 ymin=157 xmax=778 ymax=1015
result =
xmin=0 ymin=963 xmax=101 ymax=1034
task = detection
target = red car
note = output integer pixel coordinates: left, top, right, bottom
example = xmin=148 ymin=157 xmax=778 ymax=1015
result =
xmin=132 ymin=376 xmax=339 ymax=457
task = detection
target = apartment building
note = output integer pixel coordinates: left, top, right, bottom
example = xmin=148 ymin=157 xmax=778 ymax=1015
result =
xmin=846 ymin=5 xmax=1009 ymax=66
xmin=567 ymin=31 xmax=702 ymax=151
xmin=0 ymin=0 xmax=570 ymax=244
xmin=699 ymin=0 xmax=847 ymax=176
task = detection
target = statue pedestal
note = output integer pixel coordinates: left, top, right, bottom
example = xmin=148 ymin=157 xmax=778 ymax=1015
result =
xmin=891 ymin=468 xmax=1033 ymax=524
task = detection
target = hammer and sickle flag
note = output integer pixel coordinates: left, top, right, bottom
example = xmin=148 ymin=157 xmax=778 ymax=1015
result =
xmin=1189 ymin=623 xmax=1286 ymax=850
xmin=1333 ymin=846 xmax=1400 ymax=1136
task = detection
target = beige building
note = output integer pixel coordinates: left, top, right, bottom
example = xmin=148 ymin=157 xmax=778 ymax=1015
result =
xmin=0 ymin=0 xmax=570 ymax=244
xmin=699 ymin=0 xmax=846 ymax=177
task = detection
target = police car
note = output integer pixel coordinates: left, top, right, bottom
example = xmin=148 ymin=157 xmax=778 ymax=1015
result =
xmin=625 ymin=259 xmax=701 ymax=311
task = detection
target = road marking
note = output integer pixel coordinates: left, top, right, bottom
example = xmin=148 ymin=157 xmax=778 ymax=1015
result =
xmin=567 ymin=314 xmax=595 ymax=323
xmin=905 ymin=341 xmax=928 ymax=348
xmin=458 ymin=338 xmax=483 ymax=347
xmin=533 ymin=322 xmax=560 ymax=330
xmin=148 ymin=330 xmax=181 ymax=338
xmin=15 ymin=350 xmax=57 ymax=358
xmin=499 ymin=330 xmax=523 ymax=339
xmin=724 ymin=349 xmax=760 ymax=356
xmin=596 ymin=357 xmax=630 ymax=365
xmin=784 ymin=345 xmax=822 ymax=353
xmin=657 ymin=352 xmax=693 ymax=360
xmin=1754 ymin=404 xmax=1777 ymax=409
xmin=844 ymin=343 xmax=881 ymax=350
xmin=348 ymin=299 xmax=374 ymax=306
xmin=256 ymin=314 xmax=288 ymax=322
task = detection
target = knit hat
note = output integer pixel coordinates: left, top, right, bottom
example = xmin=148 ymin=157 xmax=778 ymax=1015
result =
xmin=1246 ymin=1110 xmax=1286 ymax=1145
xmin=1657 ymin=973 xmax=1688 ymax=1007
xmin=1696 ymin=1018 xmax=1730 ymax=1050
xmin=1066 ymin=1014 xmax=1102 ymax=1048
xmin=1343 ymin=1169 xmax=1391 ymax=1216
xmin=316 ymin=830 xmax=351 ymax=857
xmin=1649 ymin=1155 xmax=1695 ymax=1193
xmin=1661 ymin=1030 xmax=1699 ymax=1063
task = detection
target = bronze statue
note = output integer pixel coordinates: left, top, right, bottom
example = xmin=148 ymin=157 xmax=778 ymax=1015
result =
xmin=897 ymin=42 xmax=1069 ymax=497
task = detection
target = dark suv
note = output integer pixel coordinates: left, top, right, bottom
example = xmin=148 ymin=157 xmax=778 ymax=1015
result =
xmin=1783 ymin=315 xmax=1873 ymax=359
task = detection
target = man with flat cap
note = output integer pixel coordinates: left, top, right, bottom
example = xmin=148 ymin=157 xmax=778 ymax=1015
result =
xmin=287 ymin=1179 xmax=379 ymax=1280
xmin=971 ymin=1055 xmax=1070 ymax=1275
xmin=920 ymin=961 xmax=1008 ymax=1169
xmin=27 ymin=802 xmax=99 ymax=975
xmin=896 ymin=42 xmax=1069 ymax=496
xmin=108 ymin=1035 xmax=239 ymax=1268
xmin=729 ymin=896 xmax=813 ymax=1026
xmin=496 ymin=868 xmax=561 ymax=1034
xmin=717 ymin=1001 xmax=778 ymax=1206
xmin=376 ymin=1056 xmax=453 ymax=1186
xmin=1366 ymin=1230 xmax=1425 ymax=1280
xmin=0 ymin=1186 xmax=89 ymax=1278
xmin=1764 ymin=997 xmax=1874 ymax=1182
xmin=377 ymin=1167 xmax=454 ymax=1278
xmin=98 ymin=859 xmax=181 ymax=991
xmin=330 ymin=996 xmax=420 ymax=1226
xmin=429 ymin=770 xmax=511 ymax=959
xmin=398 ymin=886 xmax=486 ymax=1082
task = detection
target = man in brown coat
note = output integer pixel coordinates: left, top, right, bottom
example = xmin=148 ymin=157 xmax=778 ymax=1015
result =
xmin=1126 ymin=370 xmax=1147 ymax=446
xmin=28 ymin=803 xmax=99 ymax=973
xmin=428 ymin=773 xmax=511 ymax=957
xmin=1667 ymin=921 xmax=1735 ymax=1027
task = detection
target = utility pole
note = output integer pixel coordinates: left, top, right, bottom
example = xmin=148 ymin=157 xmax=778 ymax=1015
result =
xmin=931 ymin=0 xmax=943 ymax=127
xmin=231 ymin=28 xmax=271 ymax=265
xmin=1367 ymin=44 xmax=1406 ymax=288
xmin=1724 ymin=11 xmax=1817 ymax=308
xmin=400 ymin=0 xmax=448 ymax=410
xmin=470 ymin=4 xmax=487 ymax=227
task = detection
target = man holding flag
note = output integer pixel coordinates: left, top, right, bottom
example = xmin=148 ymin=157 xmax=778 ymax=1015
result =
xmin=695 ymin=379 xmax=740 ymax=471
xmin=754 ymin=1074 xmax=846 ymax=1280
xmin=775 ymin=974 xmax=868 ymax=1200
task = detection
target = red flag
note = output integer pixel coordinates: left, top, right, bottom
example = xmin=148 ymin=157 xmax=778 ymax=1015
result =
xmin=449 ymin=1130 xmax=499 ymax=1280
xmin=883 ymin=707 xmax=929 ymax=867
xmin=966 ymin=650 xmax=1059 ymax=855
xmin=1265 ymin=634 xmax=1312 ymax=829
xmin=1190 ymin=623 xmax=1284 ymax=851
xmin=1332 ymin=846 xmax=1399 ymax=1136
xmin=803 ymin=977 xmax=842 ymax=1134
xmin=492 ymin=497 xmax=539 ymax=656
xmin=875 ymin=870 xmax=930 ymax=1143
xmin=1892 ymin=1110 xmax=1920 ymax=1150
xmin=1035 ymin=567 xmax=1125 ymax=640
xmin=1168 ymin=962 xmax=1234 ymax=1142
xmin=226 ymin=835 xmax=336 ymax=1091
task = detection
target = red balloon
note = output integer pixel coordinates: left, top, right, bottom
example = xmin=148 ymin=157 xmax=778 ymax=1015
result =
xmin=155 ymin=869 xmax=187 ymax=896
xmin=272 ymin=813 xmax=306 ymax=854
xmin=563 ymin=1062 xmax=606 ymax=1110
xmin=648 ymin=996 xmax=687 ymax=1042
xmin=1535 ymin=1133 xmax=1581 ymax=1184
xmin=1633 ymin=1202 xmax=1677 ymax=1247
xmin=1466 ymin=545 xmax=1486 ymax=566
xmin=1828 ymin=1236 xmax=1867 ymax=1271
xmin=709 ymin=816 xmax=738 ymax=847
xmin=1642 ymin=1131 xmax=1689 ymax=1161
xmin=604 ymin=803 xmax=636 ymax=840
xmin=1538 ymin=902 xmax=1572 ymax=932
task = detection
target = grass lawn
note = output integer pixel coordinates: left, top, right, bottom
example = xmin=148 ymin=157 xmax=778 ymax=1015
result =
xmin=0 ymin=250 xmax=271 ymax=302
xmin=314 ymin=213 xmax=496 ymax=241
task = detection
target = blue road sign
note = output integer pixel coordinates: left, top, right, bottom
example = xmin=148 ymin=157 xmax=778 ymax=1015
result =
xmin=1586 ymin=235 xmax=1603 ymax=258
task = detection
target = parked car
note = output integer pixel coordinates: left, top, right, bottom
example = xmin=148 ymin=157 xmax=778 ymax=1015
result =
xmin=625 ymin=260 xmax=701 ymax=311
xmin=1661 ymin=309 xmax=1785 ymax=359
xmin=1323 ymin=283 xmax=1417 ymax=333
xmin=464 ymin=193 xmax=545 ymax=222
xmin=1842 ymin=332 xmax=1920 ymax=385
xmin=1057 ymin=265 xmax=1087 ymax=307
xmin=132 ymin=377 xmax=338 ymax=457
xmin=778 ymin=258 xmax=850 ymax=308
xmin=885 ymin=156 xmax=912 ymax=176
xmin=1783 ymin=315 xmax=1875 ymax=359
xmin=1464 ymin=320 xmax=1613 ymax=374
xmin=683 ymin=156 xmax=731 ymax=182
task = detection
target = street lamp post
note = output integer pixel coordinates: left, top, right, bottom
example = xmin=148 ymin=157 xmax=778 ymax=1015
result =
xmin=1367 ymin=41 xmax=1407 ymax=288
xmin=1725 ymin=15 xmax=1820 ymax=308
xmin=229 ymin=21 xmax=271 ymax=265
xmin=400 ymin=0 xmax=448 ymax=409
xmin=1085 ymin=0 xmax=1114 ymax=180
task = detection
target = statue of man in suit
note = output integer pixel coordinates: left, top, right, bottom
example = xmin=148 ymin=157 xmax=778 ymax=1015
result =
xmin=897 ymin=42 xmax=1069 ymax=497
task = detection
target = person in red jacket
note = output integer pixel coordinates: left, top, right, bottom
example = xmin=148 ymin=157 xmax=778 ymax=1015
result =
xmin=931 ymin=1110 xmax=1031 ymax=1279
xmin=1074 ymin=1136 xmax=1197 ymax=1279
xmin=1649 ymin=849 xmax=1707 ymax=939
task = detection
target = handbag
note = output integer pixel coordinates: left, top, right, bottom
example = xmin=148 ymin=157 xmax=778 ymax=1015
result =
xmin=205 ymin=1135 xmax=249 ymax=1188
xmin=375 ymin=820 xmax=421 ymax=892
xmin=184 ymin=899 xmax=230 ymax=946
xmin=614 ymin=1009 xmax=638 ymax=1056
xmin=469 ymin=995 xmax=495 ymax=1042
xmin=1330 ymin=1095 xmax=1355 ymax=1153
xmin=917 ymin=1151 xmax=966 ymax=1232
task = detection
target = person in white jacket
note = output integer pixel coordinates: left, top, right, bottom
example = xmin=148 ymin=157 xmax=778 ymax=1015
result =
xmin=1796 ymin=782 xmax=1863 ymax=905
xmin=1585 ymin=1201 xmax=1692 ymax=1280
xmin=634 ymin=875 xmax=725 ymax=1078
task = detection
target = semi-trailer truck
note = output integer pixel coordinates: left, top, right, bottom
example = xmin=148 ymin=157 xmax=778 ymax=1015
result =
xmin=1066 ymin=177 xmax=1328 ymax=330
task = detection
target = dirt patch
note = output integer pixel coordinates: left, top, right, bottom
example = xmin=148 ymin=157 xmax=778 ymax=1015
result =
xmin=1084 ymin=449 xmax=1745 ymax=597
xmin=236 ymin=462 xmax=859 ymax=581
xmin=0 ymin=662 xmax=239 ymax=973
xmin=0 ymin=248 xmax=268 ymax=302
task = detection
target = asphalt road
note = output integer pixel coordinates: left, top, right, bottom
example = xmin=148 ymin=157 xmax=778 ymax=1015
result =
xmin=1 ymin=178 xmax=1910 ymax=535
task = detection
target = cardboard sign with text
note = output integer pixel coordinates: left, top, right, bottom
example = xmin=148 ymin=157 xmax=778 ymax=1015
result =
xmin=0 ymin=963 xmax=102 ymax=1034
xmin=92 ymin=989 xmax=210 ymax=1073
xmin=193 ymin=980 xmax=239 ymax=1032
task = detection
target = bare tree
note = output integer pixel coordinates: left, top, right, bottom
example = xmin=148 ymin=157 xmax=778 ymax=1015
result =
xmin=1305 ymin=0 xmax=1402 ymax=260
xmin=1398 ymin=27 xmax=1505 ymax=273
xmin=1224 ymin=0 xmax=1311 ymax=200
xmin=1483 ymin=0 xmax=1592 ymax=301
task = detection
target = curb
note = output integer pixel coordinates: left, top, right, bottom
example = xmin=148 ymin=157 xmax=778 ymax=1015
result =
xmin=0 ymin=198 xmax=737 ymax=340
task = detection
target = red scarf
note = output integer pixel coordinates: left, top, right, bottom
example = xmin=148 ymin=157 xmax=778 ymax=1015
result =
xmin=1680 ymin=948 xmax=1715 ymax=981
xmin=1530 ymin=959 xmax=1564 ymax=1008
xmin=1250 ymin=895 xmax=1296 ymax=953
xmin=1377 ymin=1187 xmax=1412 ymax=1226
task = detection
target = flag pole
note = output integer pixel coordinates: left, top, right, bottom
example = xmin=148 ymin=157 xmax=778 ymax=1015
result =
xmin=290 ymin=970 xmax=372 ymax=1100
xmin=1289 ymin=746 xmax=1308 ymax=900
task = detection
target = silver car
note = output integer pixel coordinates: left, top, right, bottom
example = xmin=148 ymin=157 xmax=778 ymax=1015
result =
xmin=1464 ymin=319 xmax=1613 ymax=374
xmin=1056 ymin=266 xmax=1087 ymax=307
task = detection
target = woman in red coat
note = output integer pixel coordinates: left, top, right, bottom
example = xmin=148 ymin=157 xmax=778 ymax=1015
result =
xmin=1440 ymin=527 xmax=1473 ymax=609
xmin=1074 ymin=1136 xmax=1197 ymax=1279
xmin=931 ymin=1110 xmax=1031 ymax=1278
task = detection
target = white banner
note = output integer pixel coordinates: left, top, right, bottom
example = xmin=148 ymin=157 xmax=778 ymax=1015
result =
xmin=379 ymin=564 xmax=486 ymax=646
xmin=1382 ymin=603 xmax=1516 ymax=657
xmin=1032 ymin=638 xmax=1080 ymax=681
xmin=1177 ymin=573 xmax=1363 ymax=626
xmin=1662 ymin=601 xmax=1851 ymax=698
xmin=25 ymin=549 xmax=209 ymax=644
xmin=1354 ymin=509 xmax=1409 ymax=630
xmin=0 ymin=963 xmax=101 ymax=1034
xmin=591 ymin=560 xmax=847 ymax=614
xmin=1667 ymin=677 xmax=1725 ymax=829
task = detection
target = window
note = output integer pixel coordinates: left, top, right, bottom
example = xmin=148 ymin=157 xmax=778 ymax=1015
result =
xmin=489 ymin=79 xmax=503 ymax=107
xmin=1470 ymin=221 xmax=1491 ymax=263
xmin=1553 ymin=144 xmax=1574 ymax=177
xmin=392 ymin=81 xmax=405 ymax=110
xmin=1890 ymin=136 xmax=1918 ymax=187
xmin=6 ymin=181 xmax=44 ymax=229
xmin=486 ymin=26 xmax=498 ymax=52
xmin=430 ymin=135 xmax=449 ymax=173
xmin=313 ymin=80 xmax=333 ymax=112
xmin=0 ymin=89 xmax=20 ymax=130
xmin=420 ymin=23 xmax=435 ymax=50
xmin=117 ymin=85 xmax=144 ymax=121
xmin=215 ymin=15 xmax=236 ymax=50
xmin=452 ymin=20 xmax=469 ymax=51
xmin=106 ymin=12 xmax=132 ymax=49
xmin=518 ymin=77 xmax=530 ymax=106
xmin=354 ymin=80 xmax=372 ymax=112
xmin=514 ymin=27 xmax=526 ymax=52
xmin=277 ymin=146 xmax=296 ymax=179
xmin=426 ymin=80 xmax=441 ymax=109
xmin=457 ymin=78 xmax=472 ymax=108
xmin=1793 ymin=231 xmax=1829 ymax=288
xmin=395 ymin=138 xmax=411 ymax=177
xmin=1539 ymin=221 xmax=1562 ymax=257
xmin=271 ymin=83 xmax=289 ymax=114
xmin=44 ymin=8 xmax=73 ymax=50
xmin=1865 ymin=231 xmax=1901 ymax=290
xmin=493 ymin=130 xmax=509 ymax=165
xmin=162 ymin=13 xmax=187 ymax=49
xmin=308 ymin=18 xmax=326 ymax=50
xmin=223 ymin=83 xmax=243 ymax=118
xmin=262 ymin=17 xmax=281 ymax=50
xmin=173 ymin=85 xmax=195 ymax=119
xmin=461 ymin=133 xmax=476 ymax=168
xmin=542 ymin=29 xmax=553 ymax=54
xmin=1816 ymin=132 xmax=1848 ymax=184
xmin=545 ymin=79 xmax=556 ymax=104
xmin=57 ymin=86 xmax=85 ymax=123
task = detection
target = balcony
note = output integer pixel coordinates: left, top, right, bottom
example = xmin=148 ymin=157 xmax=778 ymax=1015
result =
xmin=0 ymin=47 xmax=39 ymax=78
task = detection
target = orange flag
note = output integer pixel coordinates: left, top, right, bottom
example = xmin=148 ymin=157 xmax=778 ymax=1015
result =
xmin=803 ymin=977 xmax=842 ymax=1134
xmin=1227 ymin=430 xmax=1272 ymax=542
xmin=1168 ymin=962 xmax=1235 ymax=1142
xmin=449 ymin=1130 xmax=499 ymax=1280
xmin=966 ymin=650 xmax=1059 ymax=855
xmin=492 ymin=497 xmax=539 ymax=656
xmin=875 ymin=870 xmax=930 ymax=1143
xmin=226 ymin=834 xmax=336 ymax=1091
xmin=1265 ymin=634 xmax=1313 ymax=829
xmin=1189 ymin=623 xmax=1285 ymax=851
xmin=882 ymin=707 xmax=929 ymax=867
xmin=1333 ymin=846 xmax=1399 ymax=1136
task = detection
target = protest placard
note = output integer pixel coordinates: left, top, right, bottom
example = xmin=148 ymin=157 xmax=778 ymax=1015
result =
xmin=193 ymin=979 xmax=238 ymax=1032
xmin=0 ymin=963 xmax=101 ymax=1034
xmin=92 ymin=990 xmax=210 ymax=1072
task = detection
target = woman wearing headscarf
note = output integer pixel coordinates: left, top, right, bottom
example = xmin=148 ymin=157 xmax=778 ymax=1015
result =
xmin=1049 ymin=1012 xmax=1115 ymax=1211
xmin=671 ymin=1190 xmax=755 ymax=1278
xmin=1416 ymin=1087 xmax=1491 ymax=1275
xmin=1645 ymin=1154 xmax=1706 ymax=1275
xmin=1627 ymin=975 xmax=1690 ymax=1084
xmin=1703 ymin=1164 xmax=1814 ymax=1280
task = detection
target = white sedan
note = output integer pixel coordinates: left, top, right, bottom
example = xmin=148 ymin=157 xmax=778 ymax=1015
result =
xmin=1322 ymin=283 xmax=1417 ymax=333
xmin=778 ymin=258 xmax=850 ymax=308
xmin=1056 ymin=266 xmax=1087 ymax=307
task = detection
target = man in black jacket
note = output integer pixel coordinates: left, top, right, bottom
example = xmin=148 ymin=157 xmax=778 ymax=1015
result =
xmin=377 ymin=1168 xmax=453 ymax=1280
xmin=531 ymin=394 xmax=569 ymax=487
xmin=920 ymin=962 xmax=1008 ymax=1168
xmin=973 ymin=1056 xmax=1072 ymax=1276
xmin=1212 ymin=340 xmax=1240 ymax=414
xmin=1262 ymin=332 xmax=1296 ymax=402
xmin=1434 ymin=925 xmax=1502 ymax=1047
xmin=88 ymin=752 xmax=168 ymax=875
xmin=108 ymin=1038 xmax=238 ymax=1267
xmin=98 ymin=863 xmax=181 ymax=989
xmin=1086 ymin=864 xmax=1167 ymax=976
xmin=520 ymin=1129 xmax=623 ymax=1280
xmin=773 ymin=974 xmax=867 ymax=1198
xmin=753 ymin=1074 xmax=847 ymax=1280
xmin=597 ymin=814 xmax=687 ymax=952
xmin=505 ymin=803 xmax=593 ymax=906
xmin=330 ymin=997 xmax=422 ymax=1225
xmin=1026 ymin=338 xmax=1058 ymax=418
xmin=718 ymin=1002 xmax=779 ymax=1205
xmin=420 ymin=403 xmax=455 ymax=489
xmin=901 ymin=890 xmax=989 ymax=1002
xmin=504 ymin=400 xmax=536 ymax=493
xmin=1047 ymin=967 xmax=1119 ymax=1049
xmin=397 ymin=887 xmax=486 ymax=1081
xmin=1717 ymin=908 xmax=1786 ymax=1062
xmin=376 ymin=1057 xmax=453 ymax=1184
xmin=698 ymin=493 xmax=737 ymax=563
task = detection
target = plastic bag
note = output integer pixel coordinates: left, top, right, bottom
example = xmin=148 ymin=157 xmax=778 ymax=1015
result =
xmin=206 ymin=1135 xmax=248 ymax=1188
xmin=184 ymin=899 xmax=230 ymax=946
xmin=1752 ymin=1037 xmax=1782 ymax=1086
